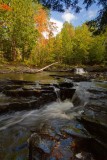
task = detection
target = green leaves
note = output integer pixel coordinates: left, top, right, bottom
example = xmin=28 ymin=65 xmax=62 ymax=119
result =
xmin=89 ymin=35 xmax=106 ymax=64
xmin=50 ymin=23 xmax=106 ymax=65
xmin=1 ymin=0 xmax=38 ymax=61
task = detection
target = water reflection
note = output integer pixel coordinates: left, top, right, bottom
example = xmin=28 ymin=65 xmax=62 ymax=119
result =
xmin=0 ymin=72 xmax=67 ymax=83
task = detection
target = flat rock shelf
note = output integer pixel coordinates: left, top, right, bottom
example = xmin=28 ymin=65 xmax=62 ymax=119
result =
xmin=0 ymin=72 xmax=107 ymax=160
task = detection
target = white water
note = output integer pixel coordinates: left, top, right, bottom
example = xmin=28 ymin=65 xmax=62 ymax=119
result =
xmin=0 ymin=101 xmax=79 ymax=131
xmin=53 ymin=86 xmax=61 ymax=102
xmin=0 ymin=82 xmax=92 ymax=131
xmin=75 ymin=68 xmax=86 ymax=75
xmin=0 ymin=81 xmax=94 ymax=131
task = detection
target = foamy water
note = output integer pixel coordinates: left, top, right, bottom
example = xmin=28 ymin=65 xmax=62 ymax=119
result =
xmin=75 ymin=68 xmax=86 ymax=75
xmin=0 ymin=82 xmax=92 ymax=131
xmin=0 ymin=101 xmax=77 ymax=131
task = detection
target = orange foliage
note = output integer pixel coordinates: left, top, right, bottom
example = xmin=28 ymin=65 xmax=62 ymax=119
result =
xmin=41 ymin=38 xmax=48 ymax=46
xmin=37 ymin=36 xmax=48 ymax=47
xmin=0 ymin=3 xmax=12 ymax=11
xmin=34 ymin=9 xmax=48 ymax=33
xmin=34 ymin=8 xmax=57 ymax=38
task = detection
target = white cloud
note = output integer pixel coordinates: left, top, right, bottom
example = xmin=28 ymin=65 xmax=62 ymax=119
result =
xmin=43 ymin=11 xmax=77 ymax=38
xmin=62 ymin=11 xmax=77 ymax=23
xmin=88 ymin=10 xmax=97 ymax=19
xmin=50 ymin=18 xmax=63 ymax=36
xmin=42 ymin=31 xmax=48 ymax=39
xmin=42 ymin=18 xmax=63 ymax=38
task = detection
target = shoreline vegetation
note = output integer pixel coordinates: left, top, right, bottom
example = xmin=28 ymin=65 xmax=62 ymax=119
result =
xmin=1 ymin=2 xmax=107 ymax=69
xmin=0 ymin=63 xmax=107 ymax=74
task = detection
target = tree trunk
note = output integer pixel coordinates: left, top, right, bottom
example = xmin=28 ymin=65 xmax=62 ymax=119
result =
xmin=12 ymin=41 xmax=17 ymax=61
xmin=36 ymin=62 xmax=58 ymax=72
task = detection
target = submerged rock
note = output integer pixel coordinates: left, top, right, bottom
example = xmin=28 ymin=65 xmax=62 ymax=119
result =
xmin=28 ymin=119 xmax=93 ymax=160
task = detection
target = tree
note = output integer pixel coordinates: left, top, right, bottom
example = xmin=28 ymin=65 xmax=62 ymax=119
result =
xmin=37 ymin=0 xmax=107 ymax=33
xmin=2 ymin=0 xmax=107 ymax=32
xmin=29 ymin=7 xmax=57 ymax=66
xmin=60 ymin=22 xmax=75 ymax=64
xmin=0 ymin=0 xmax=38 ymax=61
xmin=34 ymin=7 xmax=49 ymax=34
xmin=0 ymin=3 xmax=12 ymax=11
xmin=53 ymin=34 xmax=63 ymax=63
xmin=102 ymin=28 xmax=107 ymax=62
xmin=72 ymin=24 xmax=92 ymax=64
xmin=88 ymin=35 xmax=105 ymax=64
xmin=1 ymin=0 xmax=107 ymax=66
xmin=0 ymin=2 xmax=12 ymax=60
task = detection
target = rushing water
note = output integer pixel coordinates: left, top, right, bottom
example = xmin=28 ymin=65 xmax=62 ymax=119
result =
xmin=0 ymin=101 xmax=78 ymax=160
xmin=75 ymin=68 xmax=86 ymax=75
xmin=0 ymin=72 xmax=71 ymax=160
xmin=0 ymin=72 xmax=107 ymax=160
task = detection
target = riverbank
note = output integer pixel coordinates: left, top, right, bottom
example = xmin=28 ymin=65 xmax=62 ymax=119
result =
xmin=0 ymin=63 xmax=107 ymax=74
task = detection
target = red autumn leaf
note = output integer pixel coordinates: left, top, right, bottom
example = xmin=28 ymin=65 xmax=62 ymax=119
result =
xmin=0 ymin=3 xmax=12 ymax=11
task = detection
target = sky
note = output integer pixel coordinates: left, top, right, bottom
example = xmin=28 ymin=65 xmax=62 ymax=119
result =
xmin=50 ymin=2 xmax=101 ymax=36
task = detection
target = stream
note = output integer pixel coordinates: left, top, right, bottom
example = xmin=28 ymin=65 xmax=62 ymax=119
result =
xmin=0 ymin=71 xmax=107 ymax=160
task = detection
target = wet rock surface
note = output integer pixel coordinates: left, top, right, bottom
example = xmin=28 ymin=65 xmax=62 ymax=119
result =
xmin=78 ymin=82 xmax=107 ymax=160
xmin=28 ymin=119 xmax=95 ymax=160
xmin=50 ymin=74 xmax=91 ymax=82
xmin=0 ymin=80 xmax=75 ymax=113
xmin=28 ymin=79 xmax=107 ymax=160
xmin=50 ymin=70 xmax=107 ymax=82
xmin=0 ymin=72 xmax=107 ymax=160
xmin=29 ymin=117 xmax=107 ymax=160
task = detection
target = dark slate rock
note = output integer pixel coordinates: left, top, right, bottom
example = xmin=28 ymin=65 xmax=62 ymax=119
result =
xmin=0 ymin=79 xmax=75 ymax=114
xmin=60 ymin=88 xmax=75 ymax=101
xmin=59 ymin=82 xmax=74 ymax=88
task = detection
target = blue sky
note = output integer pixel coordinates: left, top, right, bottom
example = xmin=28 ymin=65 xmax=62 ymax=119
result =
xmin=50 ymin=2 xmax=101 ymax=35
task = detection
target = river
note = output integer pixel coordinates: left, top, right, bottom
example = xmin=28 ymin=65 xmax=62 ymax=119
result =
xmin=0 ymin=71 xmax=107 ymax=160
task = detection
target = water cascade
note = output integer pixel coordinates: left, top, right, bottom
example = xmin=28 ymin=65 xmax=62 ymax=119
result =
xmin=75 ymin=68 xmax=86 ymax=75
xmin=52 ymin=86 xmax=61 ymax=102
xmin=0 ymin=74 xmax=107 ymax=160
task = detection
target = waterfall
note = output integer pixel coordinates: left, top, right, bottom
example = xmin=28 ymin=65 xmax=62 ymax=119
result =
xmin=75 ymin=68 xmax=86 ymax=75
xmin=35 ymin=81 xmax=41 ymax=89
xmin=52 ymin=86 xmax=61 ymax=102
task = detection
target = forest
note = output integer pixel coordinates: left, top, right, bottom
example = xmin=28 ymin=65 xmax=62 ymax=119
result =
xmin=0 ymin=0 xmax=107 ymax=67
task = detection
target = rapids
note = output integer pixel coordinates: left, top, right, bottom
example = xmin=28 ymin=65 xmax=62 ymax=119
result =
xmin=0 ymin=71 xmax=107 ymax=160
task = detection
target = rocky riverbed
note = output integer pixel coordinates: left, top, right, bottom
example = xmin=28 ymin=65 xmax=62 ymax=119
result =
xmin=0 ymin=71 xmax=107 ymax=160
